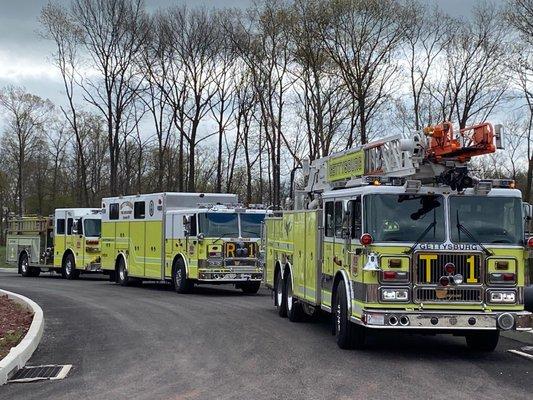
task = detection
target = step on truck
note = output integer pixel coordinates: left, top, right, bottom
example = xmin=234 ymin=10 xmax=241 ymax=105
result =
xmin=263 ymin=121 xmax=533 ymax=351
xmin=6 ymin=208 xmax=102 ymax=279
xmin=100 ymin=192 xmax=269 ymax=294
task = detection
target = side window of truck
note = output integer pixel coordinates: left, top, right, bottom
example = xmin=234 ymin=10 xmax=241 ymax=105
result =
xmin=334 ymin=201 xmax=344 ymax=237
xmin=67 ymin=218 xmax=73 ymax=235
xmin=134 ymin=201 xmax=145 ymax=219
xmin=348 ymin=198 xmax=362 ymax=239
xmin=56 ymin=219 xmax=65 ymax=235
xmin=325 ymin=202 xmax=334 ymax=237
xmin=110 ymin=203 xmax=119 ymax=220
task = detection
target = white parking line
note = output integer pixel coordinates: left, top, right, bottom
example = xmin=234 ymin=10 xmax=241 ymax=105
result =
xmin=508 ymin=349 xmax=533 ymax=361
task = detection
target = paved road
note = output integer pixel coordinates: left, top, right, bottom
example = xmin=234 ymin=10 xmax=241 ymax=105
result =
xmin=0 ymin=269 xmax=532 ymax=400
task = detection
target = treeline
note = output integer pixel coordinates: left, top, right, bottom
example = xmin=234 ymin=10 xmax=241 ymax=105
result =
xmin=0 ymin=0 xmax=532 ymax=226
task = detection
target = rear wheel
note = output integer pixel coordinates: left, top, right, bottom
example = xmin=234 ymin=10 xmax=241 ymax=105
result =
xmin=173 ymin=258 xmax=193 ymax=294
xmin=240 ymin=281 xmax=261 ymax=294
xmin=19 ymin=253 xmax=31 ymax=277
xmin=62 ymin=253 xmax=79 ymax=280
xmin=275 ymin=269 xmax=287 ymax=318
xmin=334 ymin=280 xmax=366 ymax=349
xmin=465 ymin=330 xmax=500 ymax=352
xmin=117 ymin=258 xmax=130 ymax=286
xmin=286 ymin=274 xmax=304 ymax=322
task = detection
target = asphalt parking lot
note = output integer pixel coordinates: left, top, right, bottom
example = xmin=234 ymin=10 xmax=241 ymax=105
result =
xmin=1 ymin=269 xmax=532 ymax=400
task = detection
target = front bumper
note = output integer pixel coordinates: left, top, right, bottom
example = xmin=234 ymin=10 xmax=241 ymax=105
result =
xmin=197 ymin=270 xmax=262 ymax=282
xmin=351 ymin=309 xmax=533 ymax=331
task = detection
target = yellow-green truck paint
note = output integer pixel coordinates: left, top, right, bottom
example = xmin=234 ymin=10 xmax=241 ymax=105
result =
xmin=101 ymin=192 xmax=268 ymax=293
xmin=6 ymin=208 xmax=102 ymax=278
xmin=264 ymin=185 xmax=532 ymax=349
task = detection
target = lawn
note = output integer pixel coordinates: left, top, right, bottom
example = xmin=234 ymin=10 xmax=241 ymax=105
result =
xmin=0 ymin=246 xmax=13 ymax=268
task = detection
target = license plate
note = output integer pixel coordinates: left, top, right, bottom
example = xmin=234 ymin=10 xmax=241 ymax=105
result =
xmin=367 ymin=314 xmax=385 ymax=326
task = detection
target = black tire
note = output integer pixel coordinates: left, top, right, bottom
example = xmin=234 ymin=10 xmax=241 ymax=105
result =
xmin=19 ymin=253 xmax=31 ymax=277
xmin=173 ymin=258 xmax=193 ymax=294
xmin=334 ymin=280 xmax=366 ymax=349
xmin=117 ymin=257 xmax=130 ymax=286
xmin=465 ymin=330 xmax=500 ymax=352
xmin=275 ymin=269 xmax=287 ymax=318
xmin=285 ymin=274 xmax=305 ymax=322
xmin=62 ymin=253 xmax=79 ymax=280
xmin=240 ymin=281 xmax=261 ymax=294
xmin=31 ymin=268 xmax=41 ymax=277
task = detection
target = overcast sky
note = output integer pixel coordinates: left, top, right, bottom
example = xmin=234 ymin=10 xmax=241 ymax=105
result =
xmin=0 ymin=0 xmax=480 ymax=110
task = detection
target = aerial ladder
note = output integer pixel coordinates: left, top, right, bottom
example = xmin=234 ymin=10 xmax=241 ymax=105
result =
xmin=301 ymin=121 xmax=504 ymax=199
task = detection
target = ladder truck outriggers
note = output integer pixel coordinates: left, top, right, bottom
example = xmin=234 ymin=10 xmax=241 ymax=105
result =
xmin=263 ymin=121 xmax=533 ymax=351
xmin=6 ymin=208 xmax=102 ymax=279
xmin=100 ymin=192 xmax=269 ymax=294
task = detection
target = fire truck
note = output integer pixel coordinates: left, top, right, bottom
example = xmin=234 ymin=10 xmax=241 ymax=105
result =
xmin=263 ymin=121 xmax=533 ymax=351
xmin=100 ymin=192 xmax=268 ymax=294
xmin=6 ymin=208 xmax=102 ymax=279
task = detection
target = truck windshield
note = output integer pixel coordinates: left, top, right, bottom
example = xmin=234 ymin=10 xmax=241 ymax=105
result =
xmin=84 ymin=219 xmax=101 ymax=237
xmin=364 ymin=194 xmax=446 ymax=243
xmin=198 ymin=213 xmax=239 ymax=237
xmin=450 ymin=196 xmax=523 ymax=244
xmin=240 ymin=213 xmax=266 ymax=237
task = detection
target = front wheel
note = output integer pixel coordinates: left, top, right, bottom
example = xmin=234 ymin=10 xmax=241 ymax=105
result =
xmin=62 ymin=253 xmax=79 ymax=280
xmin=465 ymin=330 xmax=500 ymax=352
xmin=173 ymin=259 xmax=193 ymax=294
xmin=240 ymin=281 xmax=261 ymax=294
xmin=334 ymin=280 xmax=366 ymax=349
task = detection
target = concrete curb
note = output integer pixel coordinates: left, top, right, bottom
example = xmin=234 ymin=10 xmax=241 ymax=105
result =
xmin=0 ymin=289 xmax=44 ymax=385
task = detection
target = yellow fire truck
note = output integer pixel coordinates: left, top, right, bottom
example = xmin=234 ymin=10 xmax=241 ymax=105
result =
xmin=264 ymin=122 xmax=533 ymax=351
xmin=100 ymin=192 xmax=268 ymax=294
xmin=6 ymin=208 xmax=102 ymax=279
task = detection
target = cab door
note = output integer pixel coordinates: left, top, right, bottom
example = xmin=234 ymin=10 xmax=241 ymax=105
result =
xmin=345 ymin=197 xmax=363 ymax=279
xmin=322 ymin=201 xmax=337 ymax=306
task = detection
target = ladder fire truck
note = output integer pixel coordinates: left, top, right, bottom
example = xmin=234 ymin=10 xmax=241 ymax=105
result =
xmin=263 ymin=121 xmax=533 ymax=351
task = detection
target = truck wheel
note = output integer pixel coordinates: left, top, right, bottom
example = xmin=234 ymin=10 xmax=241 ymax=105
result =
xmin=117 ymin=258 xmax=130 ymax=286
xmin=173 ymin=259 xmax=193 ymax=294
xmin=465 ymin=330 xmax=500 ymax=352
xmin=31 ymin=268 xmax=41 ymax=277
xmin=334 ymin=280 xmax=366 ymax=349
xmin=19 ymin=253 xmax=31 ymax=277
xmin=240 ymin=281 xmax=261 ymax=294
xmin=62 ymin=253 xmax=79 ymax=280
xmin=275 ymin=269 xmax=287 ymax=318
xmin=285 ymin=274 xmax=304 ymax=322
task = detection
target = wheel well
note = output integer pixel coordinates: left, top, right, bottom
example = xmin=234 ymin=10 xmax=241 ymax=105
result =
xmin=172 ymin=254 xmax=186 ymax=274
xmin=114 ymin=253 xmax=125 ymax=272
xmin=331 ymin=271 xmax=346 ymax=314
xmin=62 ymin=249 xmax=74 ymax=267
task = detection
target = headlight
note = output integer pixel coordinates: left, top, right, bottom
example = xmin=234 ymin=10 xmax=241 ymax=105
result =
xmin=488 ymin=290 xmax=516 ymax=303
xmin=381 ymin=288 xmax=409 ymax=302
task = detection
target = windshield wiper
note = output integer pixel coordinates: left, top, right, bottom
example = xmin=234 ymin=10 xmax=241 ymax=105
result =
xmin=404 ymin=209 xmax=437 ymax=255
xmin=456 ymin=210 xmax=493 ymax=256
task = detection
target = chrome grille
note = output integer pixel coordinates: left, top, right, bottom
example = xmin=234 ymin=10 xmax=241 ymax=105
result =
xmin=415 ymin=252 xmax=482 ymax=285
xmin=414 ymin=286 xmax=483 ymax=303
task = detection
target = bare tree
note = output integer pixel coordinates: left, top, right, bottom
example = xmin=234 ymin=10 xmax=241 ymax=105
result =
xmin=70 ymin=0 xmax=148 ymax=195
xmin=430 ymin=4 xmax=509 ymax=129
xmin=319 ymin=0 xmax=405 ymax=144
xmin=0 ymin=86 xmax=54 ymax=215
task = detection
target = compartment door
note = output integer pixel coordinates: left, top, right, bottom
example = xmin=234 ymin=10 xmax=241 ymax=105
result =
xmin=293 ymin=212 xmax=305 ymax=299
xmin=145 ymin=220 xmax=163 ymax=279
xmin=304 ymin=211 xmax=318 ymax=304
xmin=129 ymin=220 xmax=145 ymax=277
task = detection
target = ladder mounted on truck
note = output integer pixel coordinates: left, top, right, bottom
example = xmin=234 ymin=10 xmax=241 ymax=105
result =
xmin=302 ymin=121 xmax=503 ymax=194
